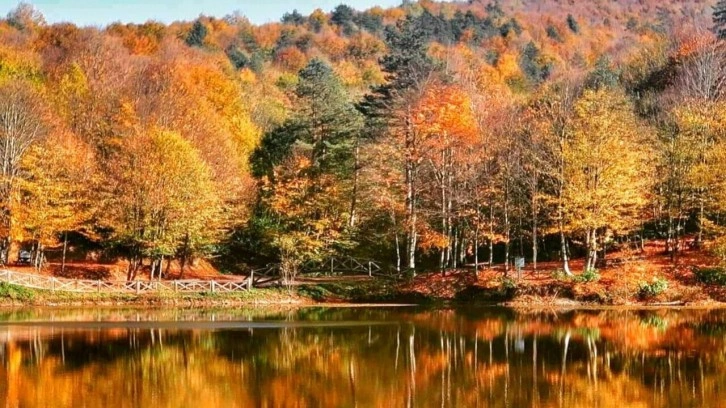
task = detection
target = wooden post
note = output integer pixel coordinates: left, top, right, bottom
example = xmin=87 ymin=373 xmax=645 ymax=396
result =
xmin=135 ymin=280 xmax=140 ymax=295
xmin=248 ymin=270 xmax=253 ymax=290
xmin=211 ymin=281 xmax=216 ymax=293
xmin=51 ymin=277 xmax=56 ymax=292
xmin=330 ymin=258 xmax=334 ymax=275
xmin=174 ymin=281 xmax=178 ymax=293
xmin=97 ymin=280 xmax=101 ymax=293
xmin=368 ymin=261 xmax=372 ymax=277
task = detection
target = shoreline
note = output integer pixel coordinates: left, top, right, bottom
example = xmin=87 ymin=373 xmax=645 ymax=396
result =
xmin=2 ymin=287 xmax=726 ymax=309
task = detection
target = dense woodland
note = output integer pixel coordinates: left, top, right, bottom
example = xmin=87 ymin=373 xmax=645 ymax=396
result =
xmin=0 ymin=0 xmax=725 ymax=280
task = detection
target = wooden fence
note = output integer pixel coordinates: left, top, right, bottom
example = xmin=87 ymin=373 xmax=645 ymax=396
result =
xmin=0 ymin=256 xmax=394 ymax=294
xmin=301 ymin=256 xmax=387 ymax=277
xmin=0 ymin=270 xmax=251 ymax=294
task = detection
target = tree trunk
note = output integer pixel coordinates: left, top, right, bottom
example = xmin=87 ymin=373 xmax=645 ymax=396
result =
xmin=440 ymin=152 xmax=447 ymax=274
xmin=179 ymin=233 xmax=189 ymax=279
xmin=392 ymin=211 xmax=401 ymax=273
xmin=446 ymin=148 xmax=454 ymax=269
xmin=586 ymin=228 xmax=598 ymax=272
xmin=405 ymin=112 xmax=417 ymax=273
xmin=697 ymin=195 xmax=704 ymax=246
xmin=61 ymin=233 xmax=68 ymax=275
xmin=532 ymin=195 xmax=538 ymax=273
xmin=348 ymin=140 xmax=360 ymax=228
xmin=559 ymin=227 xmax=572 ymax=276
xmin=165 ymin=257 xmax=172 ymax=279
xmin=474 ymin=207 xmax=480 ymax=274
xmin=489 ymin=200 xmax=494 ymax=267
xmin=395 ymin=232 xmax=401 ymax=273
xmin=474 ymin=234 xmax=479 ymax=274
xmin=504 ymin=188 xmax=510 ymax=276
xmin=34 ymin=242 xmax=43 ymax=271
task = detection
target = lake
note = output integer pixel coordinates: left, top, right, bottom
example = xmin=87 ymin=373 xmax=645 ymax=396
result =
xmin=0 ymin=307 xmax=724 ymax=407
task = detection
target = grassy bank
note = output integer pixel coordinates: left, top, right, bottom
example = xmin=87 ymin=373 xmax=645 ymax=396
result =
xmin=0 ymin=282 xmax=315 ymax=307
xmin=3 ymin=264 xmax=726 ymax=308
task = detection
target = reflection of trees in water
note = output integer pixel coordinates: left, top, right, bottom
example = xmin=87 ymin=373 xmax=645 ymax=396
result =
xmin=0 ymin=308 xmax=725 ymax=407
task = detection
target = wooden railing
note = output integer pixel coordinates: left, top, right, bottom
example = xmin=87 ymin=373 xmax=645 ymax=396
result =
xmin=0 ymin=256 xmax=395 ymax=294
xmin=0 ymin=270 xmax=251 ymax=294
xmin=301 ymin=256 xmax=387 ymax=277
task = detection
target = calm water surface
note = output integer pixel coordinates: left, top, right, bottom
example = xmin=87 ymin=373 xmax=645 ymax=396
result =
xmin=0 ymin=307 xmax=725 ymax=408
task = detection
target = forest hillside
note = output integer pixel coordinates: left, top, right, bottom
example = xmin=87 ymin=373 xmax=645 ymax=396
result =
xmin=0 ymin=0 xmax=725 ymax=290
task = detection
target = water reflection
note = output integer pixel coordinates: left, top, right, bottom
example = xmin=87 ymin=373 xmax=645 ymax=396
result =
xmin=0 ymin=307 xmax=725 ymax=407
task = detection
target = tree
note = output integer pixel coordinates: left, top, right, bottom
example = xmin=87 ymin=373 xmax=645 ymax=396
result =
xmin=715 ymin=0 xmax=726 ymax=40
xmin=259 ymin=155 xmax=353 ymax=283
xmin=281 ymin=10 xmax=305 ymax=26
xmin=6 ymin=2 xmax=45 ymax=31
xmin=413 ymin=81 xmax=478 ymax=273
xmin=17 ymin=132 xmax=95 ymax=271
xmin=331 ymin=4 xmax=356 ymax=34
xmin=251 ymin=58 xmax=362 ymax=276
xmin=566 ymin=14 xmax=580 ymax=34
xmin=359 ymin=16 xmax=437 ymax=272
xmin=186 ymin=20 xmax=208 ymax=47
xmin=527 ymin=82 xmax=581 ymax=276
xmin=104 ymin=128 xmax=221 ymax=280
xmin=253 ymin=59 xmax=362 ymax=177
xmin=0 ymin=82 xmax=48 ymax=264
xmin=519 ymin=42 xmax=551 ymax=84
xmin=564 ymin=88 xmax=652 ymax=271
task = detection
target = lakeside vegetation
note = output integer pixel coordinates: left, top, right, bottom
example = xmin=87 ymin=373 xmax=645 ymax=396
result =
xmin=0 ymin=1 xmax=726 ymax=304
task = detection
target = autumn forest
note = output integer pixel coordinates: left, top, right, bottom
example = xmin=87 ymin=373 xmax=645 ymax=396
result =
xmin=1 ymin=0 xmax=726 ymax=286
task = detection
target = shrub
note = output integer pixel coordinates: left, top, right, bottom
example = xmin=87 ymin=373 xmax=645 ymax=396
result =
xmin=694 ymin=267 xmax=726 ymax=286
xmin=0 ymin=282 xmax=35 ymax=301
xmin=551 ymin=269 xmax=569 ymax=281
xmin=638 ymin=277 xmax=668 ymax=299
xmin=498 ymin=276 xmax=518 ymax=298
xmin=574 ymin=268 xmax=600 ymax=283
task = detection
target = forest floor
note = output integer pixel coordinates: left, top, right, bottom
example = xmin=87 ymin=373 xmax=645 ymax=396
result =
xmin=1 ymin=238 xmax=725 ymax=307
xmin=389 ymin=238 xmax=726 ymax=306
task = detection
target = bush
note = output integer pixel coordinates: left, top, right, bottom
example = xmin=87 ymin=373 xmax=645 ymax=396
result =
xmin=0 ymin=282 xmax=35 ymax=301
xmin=498 ymin=276 xmax=518 ymax=298
xmin=638 ymin=277 xmax=668 ymax=299
xmin=551 ymin=269 xmax=569 ymax=281
xmin=574 ymin=268 xmax=600 ymax=283
xmin=694 ymin=267 xmax=726 ymax=286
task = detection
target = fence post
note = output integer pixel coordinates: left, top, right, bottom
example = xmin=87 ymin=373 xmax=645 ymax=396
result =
xmin=174 ymin=281 xmax=178 ymax=293
xmin=211 ymin=281 xmax=216 ymax=293
xmin=97 ymin=280 xmax=101 ymax=293
xmin=368 ymin=262 xmax=372 ymax=277
xmin=135 ymin=280 xmax=140 ymax=295
xmin=330 ymin=258 xmax=334 ymax=275
xmin=248 ymin=270 xmax=253 ymax=290
xmin=51 ymin=277 xmax=56 ymax=292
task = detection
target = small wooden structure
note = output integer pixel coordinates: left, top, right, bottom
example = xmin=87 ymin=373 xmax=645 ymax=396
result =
xmin=0 ymin=269 xmax=250 ymax=294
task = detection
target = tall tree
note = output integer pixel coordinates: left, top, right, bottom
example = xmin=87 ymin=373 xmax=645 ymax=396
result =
xmin=251 ymin=58 xmax=362 ymax=277
xmin=359 ymin=17 xmax=437 ymax=272
xmin=105 ymin=128 xmax=221 ymax=280
xmin=186 ymin=20 xmax=208 ymax=47
xmin=17 ymin=132 xmax=95 ymax=271
xmin=565 ymin=88 xmax=652 ymax=271
xmin=0 ymin=82 xmax=48 ymax=264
